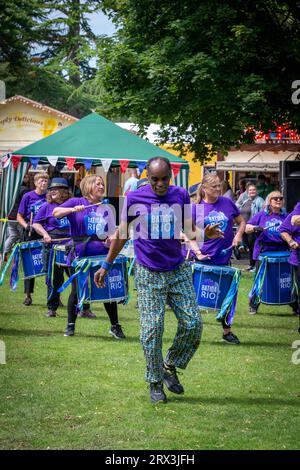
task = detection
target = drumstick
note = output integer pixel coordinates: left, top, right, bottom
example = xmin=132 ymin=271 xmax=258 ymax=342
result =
xmin=82 ymin=201 xmax=103 ymax=210
xmin=186 ymin=249 xmax=191 ymax=260
xmin=50 ymin=237 xmax=71 ymax=242
xmin=28 ymin=211 xmax=33 ymax=237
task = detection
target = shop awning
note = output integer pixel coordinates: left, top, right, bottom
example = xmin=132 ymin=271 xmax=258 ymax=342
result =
xmin=216 ymin=145 xmax=300 ymax=172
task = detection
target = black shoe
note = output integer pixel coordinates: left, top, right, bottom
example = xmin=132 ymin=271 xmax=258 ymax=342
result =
xmin=163 ymin=364 xmax=184 ymax=394
xmin=222 ymin=332 xmax=240 ymax=345
xmin=150 ymin=382 xmax=167 ymax=404
xmin=64 ymin=323 xmax=75 ymax=337
xmin=23 ymin=296 xmax=32 ymax=306
xmin=249 ymin=306 xmax=257 ymax=315
xmin=109 ymin=323 xmax=125 ymax=340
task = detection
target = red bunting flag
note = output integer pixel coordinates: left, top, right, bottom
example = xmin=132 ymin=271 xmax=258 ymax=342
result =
xmin=11 ymin=155 xmax=22 ymax=170
xmin=65 ymin=157 xmax=76 ymax=170
xmin=171 ymin=163 xmax=181 ymax=179
xmin=119 ymin=160 xmax=130 ymax=174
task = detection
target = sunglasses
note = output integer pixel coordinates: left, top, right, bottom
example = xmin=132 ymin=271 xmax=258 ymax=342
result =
xmin=271 ymin=197 xmax=283 ymax=201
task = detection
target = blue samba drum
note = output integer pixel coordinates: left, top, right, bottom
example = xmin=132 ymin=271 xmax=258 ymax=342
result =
xmin=257 ymin=251 xmax=296 ymax=305
xmin=53 ymin=244 xmax=69 ymax=267
xmin=20 ymin=240 xmax=46 ymax=279
xmin=193 ymin=263 xmax=240 ymax=310
xmin=72 ymin=255 xmax=128 ymax=304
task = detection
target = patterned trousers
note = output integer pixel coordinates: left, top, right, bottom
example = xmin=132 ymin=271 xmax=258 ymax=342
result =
xmin=135 ymin=261 xmax=202 ymax=383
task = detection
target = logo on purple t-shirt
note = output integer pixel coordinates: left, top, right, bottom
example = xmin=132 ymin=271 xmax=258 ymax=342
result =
xmin=84 ymin=210 xmax=107 ymax=237
xmin=265 ymin=218 xmax=282 ymax=238
xmin=146 ymin=206 xmax=177 ymax=239
xmin=58 ymin=216 xmax=70 ymax=228
xmin=204 ymin=210 xmax=229 ymax=232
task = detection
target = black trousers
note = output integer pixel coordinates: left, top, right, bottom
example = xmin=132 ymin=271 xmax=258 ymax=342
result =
xmin=67 ymin=270 xmax=119 ymax=325
xmin=243 ymin=233 xmax=256 ymax=268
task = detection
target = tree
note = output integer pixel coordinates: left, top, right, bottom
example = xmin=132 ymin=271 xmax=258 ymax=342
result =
xmin=95 ymin=0 xmax=300 ymax=160
xmin=0 ymin=0 xmax=106 ymax=117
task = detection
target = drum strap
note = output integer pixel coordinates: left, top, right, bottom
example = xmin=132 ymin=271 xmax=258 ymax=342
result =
xmin=216 ymin=269 xmax=241 ymax=327
xmin=0 ymin=243 xmax=20 ymax=289
xmin=249 ymin=257 xmax=267 ymax=308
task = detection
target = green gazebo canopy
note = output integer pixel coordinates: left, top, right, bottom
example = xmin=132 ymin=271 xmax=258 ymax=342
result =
xmin=13 ymin=112 xmax=189 ymax=169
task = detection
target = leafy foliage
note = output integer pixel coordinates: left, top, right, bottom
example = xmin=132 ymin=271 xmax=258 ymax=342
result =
xmin=95 ymin=0 xmax=300 ymax=160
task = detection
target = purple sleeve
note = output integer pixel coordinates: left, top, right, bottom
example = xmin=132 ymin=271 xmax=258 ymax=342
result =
xmin=120 ymin=193 xmax=135 ymax=224
xmin=279 ymin=213 xmax=293 ymax=235
xmin=248 ymin=213 xmax=261 ymax=226
xmin=33 ymin=203 xmax=47 ymax=223
xmin=17 ymin=192 xmax=28 ymax=215
xmin=59 ymin=197 xmax=81 ymax=208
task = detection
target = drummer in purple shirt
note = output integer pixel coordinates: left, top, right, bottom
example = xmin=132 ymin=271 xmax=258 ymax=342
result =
xmin=94 ymin=157 xmax=223 ymax=404
xmin=33 ymin=178 xmax=72 ymax=318
xmin=246 ymin=191 xmax=291 ymax=314
xmin=279 ymin=201 xmax=300 ymax=319
xmin=17 ymin=171 xmax=49 ymax=306
xmin=187 ymin=174 xmax=245 ymax=345
xmin=53 ymin=175 xmax=125 ymax=340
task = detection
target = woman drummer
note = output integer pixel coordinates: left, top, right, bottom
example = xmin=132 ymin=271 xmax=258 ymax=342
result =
xmin=52 ymin=175 xmax=125 ymax=339
xmin=186 ymin=174 xmax=245 ymax=344
xmin=245 ymin=191 xmax=290 ymax=314
xmin=32 ymin=178 xmax=73 ymax=317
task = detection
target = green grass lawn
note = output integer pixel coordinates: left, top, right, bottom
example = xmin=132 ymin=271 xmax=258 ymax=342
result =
xmin=0 ymin=267 xmax=299 ymax=450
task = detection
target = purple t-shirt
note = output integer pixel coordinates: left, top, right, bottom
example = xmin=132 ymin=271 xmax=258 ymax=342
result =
xmin=192 ymin=196 xmax=240 ymax=265
xmin=18 ymin=190 xmax=46 ymax=222
xmin=248 ymin=210 xmax=288 ymax=260
xmin=33 ymin=202 xmax=70 ymax=234
xmin=58 ymin=197 xmax=116 ymax=257
xmin=279 ymin=203 xmax=300 ymax=265
xmin=121 ymin=184 xmax=191 ymax=271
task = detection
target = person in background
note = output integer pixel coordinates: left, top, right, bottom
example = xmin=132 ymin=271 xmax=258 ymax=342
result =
xmin=17 ymin=172 xmax=49 ymax=306
xmin=245 ymin=191 xmax=290 ymax=314
xmin=256 ymin=174 xmax=274 ymax=200
xmin=220 ymin=180 xmax=235 ymax=201
xmin=123 ymin=168 xmax=139 ymax=195
xmin=3 ymin=173 xmax=30 ymax=261
xmin=32 ymin=178 xmax=72 ymax=317
xmin=279 ymin=203 xmax=300 ymax=319
xmin=236 ymin=183 xmax=265 ymax=272
xmin=235 ymin=179 xmax=246 ymax=200
xmin=53 ymin=175 xmax=125 ymax=339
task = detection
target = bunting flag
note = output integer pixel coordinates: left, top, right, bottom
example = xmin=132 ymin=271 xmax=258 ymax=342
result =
xmin=11 ymin=155 xmax=22 ymax=170
xmin=47 ymin=156 xmax=59 ymax=167
xmin=137 ymin=161 xmax=147 ymax=175
xmin=65 ymin=157 xmax=76 ymax=170
xmin=1 ymin=153 xmax=11 ymax=169
xmin=101 ymin=159 xmax=112 ymax=173
xmin=171 ymin=162 xmax=181 ymax=179
xmin=119 ymin=160 xmax=130 ymax=174
xmin=29 ymin=156 xmax=40 ymax=169
xmin=83 ymin=159 xmax=93 ymax=171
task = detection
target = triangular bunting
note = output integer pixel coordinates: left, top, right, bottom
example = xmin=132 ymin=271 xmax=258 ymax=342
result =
xmin=171 ymin=162 xmax=181 ymax=179
xmin=83 ymin=159 xmax=93 ymax=171
xmin=11 ymin=155 xmax=22 ymax=170
xmin=47 ymin=156 xmax=59 ymax=167
xmin=1 ymin=153 xmax=11 ymax=169
xmin=120 ymin=160 xmax=130 ymax=174
xmin=137 ymin=161 xmax=147 ymax=175
xmin=29 ymin=156 xmax=40 ymax=169
xmin=65 ymin=157 xmax=76 ymax=170
xmin=101 ymin=159 xmax=112 ymax=173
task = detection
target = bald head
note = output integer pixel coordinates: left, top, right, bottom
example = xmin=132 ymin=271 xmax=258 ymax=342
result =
xmin=147 ymin=157 xmax=172 ymax=196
